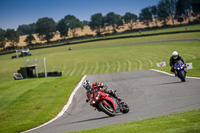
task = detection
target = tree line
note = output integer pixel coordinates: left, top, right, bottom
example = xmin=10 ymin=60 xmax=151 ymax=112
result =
xmin=0 ymin=0 xmax=199 ymax=50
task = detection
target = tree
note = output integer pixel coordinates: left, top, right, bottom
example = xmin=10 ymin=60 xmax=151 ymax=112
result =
xmin=105 ymin=12 xmax=123 ymax=33
xmin=17 ymin=23 xmax=36 ymax=35
xmin=6 ymin=29 xmax=19 ymax=47
xmin=150 ymin=6 xmax=159 ymax=26
xmin=175 ymin=0 xmax=193 ymax=22
xmin=165 ymin=0 xmax=177 ymax=25
xmin=82 ymin=20 xmax=89 ymax=26
xmin=191 ymin=0 xmax=200 ymax=17
xmin=0 ymin=28 xmax=6 ymax=49
xmin=63 ymin=15 xmax=83 ymax=38
xmin=24 ymin=34 xmax=36 ymax=46
xmin=122 ymin=12 xmax=137 ymax=30
xmin=57 ymin=18 xmax=69 ymax=38
xmin=36 ymin=17 xmax=56 ymax=43
xmin=175 ymin=0 xmax=185 ymax=23
xmin=102 ymin=16 xmax=107 ymax=32
xmin=139 ymin=7 xmax=152 ymax=27
xmin=89 ymin=13 xmax=104 ymax=36
xmin=18 ymin=23 xmax=36 ymax=46
xmin=182 ymin=0 xmax=193 ymax=22
xmin=157 ymin=0 xmax=170 ymax=25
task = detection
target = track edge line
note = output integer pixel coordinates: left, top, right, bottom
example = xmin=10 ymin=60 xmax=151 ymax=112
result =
xmin=21 ymin=75 xmax=87 ymax=133
xmin=149 ymin=69 xmax=200 ymax=79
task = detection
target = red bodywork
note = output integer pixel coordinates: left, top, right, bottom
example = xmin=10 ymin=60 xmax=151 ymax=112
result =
xmin=89 ymin=90 xmax=116 ymax=110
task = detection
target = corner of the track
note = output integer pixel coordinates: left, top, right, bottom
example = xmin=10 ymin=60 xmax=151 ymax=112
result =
xmin=21 ymin=75 xmax=87 ymax=133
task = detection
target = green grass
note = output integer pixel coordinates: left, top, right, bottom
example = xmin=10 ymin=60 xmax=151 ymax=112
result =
xmin=69 ymin=109 xmax=200 ymax=133
xmin=1 ymin=32 xmax=200 ymax=82
xmin=69 ymin=32 xmax=200 ymax=50
xmin=0 ymin=76 xmax=82 ymax=133
xmin=0 ymin=32 xmax=200 ymax=133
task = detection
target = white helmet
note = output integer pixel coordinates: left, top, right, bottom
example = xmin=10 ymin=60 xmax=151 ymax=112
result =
xmin=172 ymin=51 xmax=178 ymax=59
xmin=83 ymin=80 xmax=92 ymax=90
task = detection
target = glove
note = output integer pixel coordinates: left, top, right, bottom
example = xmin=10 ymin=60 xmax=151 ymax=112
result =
xmin=108 ymin=89 xmax=115 ymax=94
xmin=86 ymin=99 xmax=89 ymax=103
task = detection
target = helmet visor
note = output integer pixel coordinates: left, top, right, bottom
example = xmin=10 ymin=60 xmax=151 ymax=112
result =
xmin=173 ymin=55 xmax=178 ymax=59
xmin=85 ymin=86 xmax=91 ymax=90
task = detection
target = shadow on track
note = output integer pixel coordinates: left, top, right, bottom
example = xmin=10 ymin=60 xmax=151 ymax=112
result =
xmin=61 ymin=113 xmax=125 ymax=126
xmin=61 ymin=116 xmax=111 ymax=126
xmin=156 ymin=81 xmax=184 ymax=85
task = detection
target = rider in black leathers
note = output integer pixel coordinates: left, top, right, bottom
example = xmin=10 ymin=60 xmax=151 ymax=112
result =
xmin=170 ymin=51 xmax=185 ymax=76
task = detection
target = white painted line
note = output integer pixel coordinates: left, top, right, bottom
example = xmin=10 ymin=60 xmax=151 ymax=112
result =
xmin=149 ymin=69 xmax=174 ymax=76
xmin=22 ymin=75 xmax=87 ymax=133
xmin=149 ymin=69 xmax=200 ymax=80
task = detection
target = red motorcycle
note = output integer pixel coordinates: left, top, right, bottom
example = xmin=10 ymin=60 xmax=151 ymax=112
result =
xmin=88 ymin=90 xmax=129 ymax=116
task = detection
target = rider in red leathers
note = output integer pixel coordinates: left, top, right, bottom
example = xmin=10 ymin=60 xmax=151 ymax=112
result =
xmin=82 ymin=80 xmax=122 ymax=103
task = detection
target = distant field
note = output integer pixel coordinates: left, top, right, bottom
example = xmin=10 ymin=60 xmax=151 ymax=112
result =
xmin=0 ymin=32 xmax=200 ymax=133
xmin=107 ymin=24 xmax=200 ymax=37
xmin=69 ymin=24 xmax=200 ymax=43
xmin=1 ymin=32 xmax=199 ymax=82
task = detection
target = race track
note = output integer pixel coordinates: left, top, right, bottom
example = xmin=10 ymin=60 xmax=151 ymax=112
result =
xmin=25 ymin=70 xmax=200 ymax=133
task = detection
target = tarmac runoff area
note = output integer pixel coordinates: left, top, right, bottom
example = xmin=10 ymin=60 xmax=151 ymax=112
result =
xmin=23 ymin=69 xmax=200 ymax=133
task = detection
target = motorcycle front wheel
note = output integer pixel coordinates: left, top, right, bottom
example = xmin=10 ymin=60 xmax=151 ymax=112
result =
xmin=179 ymin=71 xmax=186 ymax=82
xmin=99 ymin=101 xmax=116 ymax=117
xmin=121 ymin=102 xmax=130 ymax=113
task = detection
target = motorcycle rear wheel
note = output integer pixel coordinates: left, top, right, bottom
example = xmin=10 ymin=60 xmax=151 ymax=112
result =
xmin=99 ymin=101 xmax=116 ymax=116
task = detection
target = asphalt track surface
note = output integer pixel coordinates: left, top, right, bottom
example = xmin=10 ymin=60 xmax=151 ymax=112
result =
xmin=26 ymin=70 xmax=200 ymax=133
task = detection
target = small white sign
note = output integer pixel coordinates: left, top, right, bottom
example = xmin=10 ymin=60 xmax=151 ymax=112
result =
xmin=186 ymin=63 xmax=193 ymax=69
xmin=156 ymin=62 xmax=166 ymax=67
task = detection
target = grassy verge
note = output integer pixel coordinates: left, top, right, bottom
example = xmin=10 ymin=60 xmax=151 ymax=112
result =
xmin=0 ymin=76 xmax=82 ymax=133
xmin=0 ymin=32 xmax=199 ymax=133
xmin=69 ymin=109 xmax=200 ymax=133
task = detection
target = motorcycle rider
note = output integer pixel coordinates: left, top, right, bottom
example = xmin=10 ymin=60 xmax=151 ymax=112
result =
xmin=170 ymin=51 xmax=185 ymax=76
xmin=82 ymin=80 xmax=122 ymax=103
